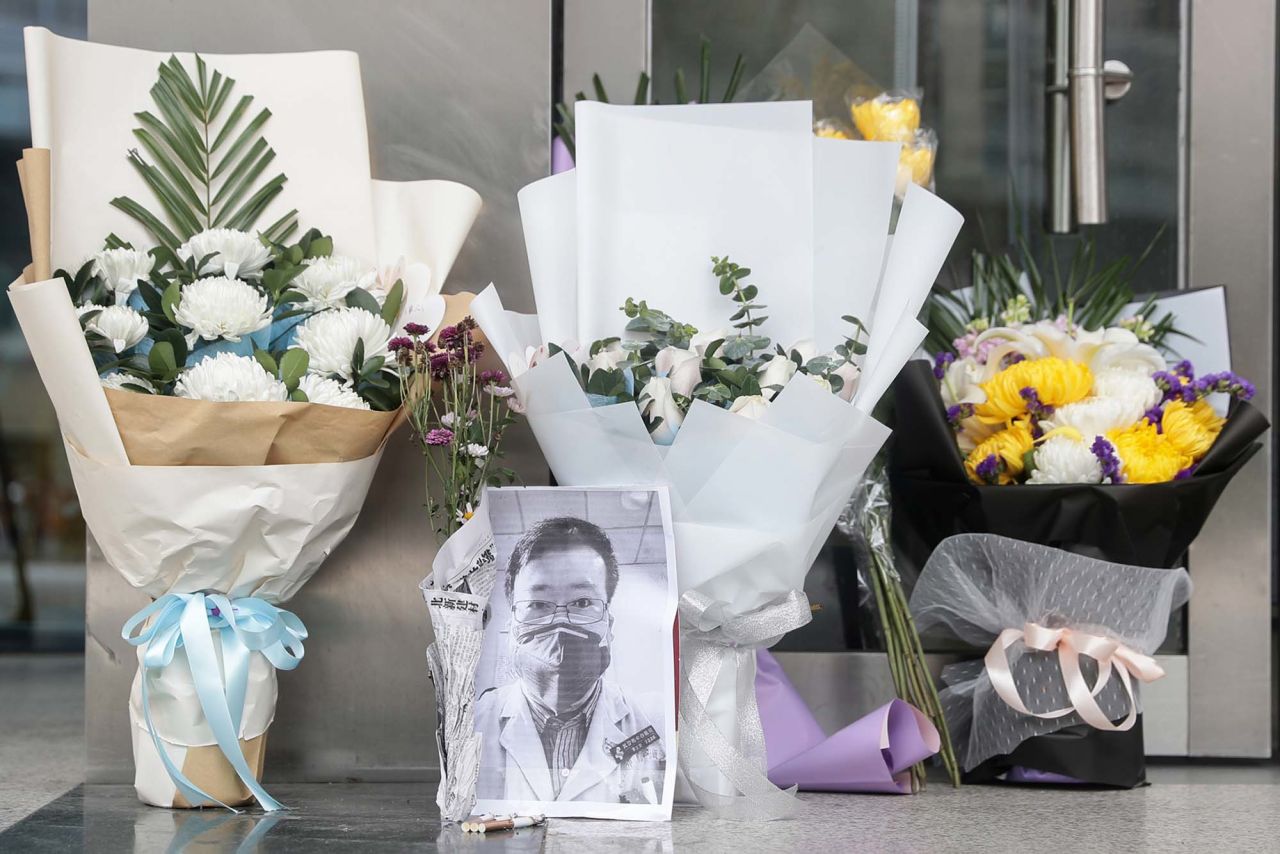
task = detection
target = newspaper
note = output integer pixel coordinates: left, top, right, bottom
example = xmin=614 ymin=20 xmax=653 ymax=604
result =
xmin=421 ymin=513 xmax=499 ymax=821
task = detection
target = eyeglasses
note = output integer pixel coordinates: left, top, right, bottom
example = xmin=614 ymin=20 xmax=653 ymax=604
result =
xmin=512 ymin=598 xmax=607 ymax=625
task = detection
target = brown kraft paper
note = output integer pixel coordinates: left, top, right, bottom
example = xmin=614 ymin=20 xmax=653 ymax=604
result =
xmin=170 ymin=732 xmax=269 ymax=809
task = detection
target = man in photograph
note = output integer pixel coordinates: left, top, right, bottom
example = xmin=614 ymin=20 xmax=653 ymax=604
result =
xmin=475 ymin=517 xmax=666 ymax=805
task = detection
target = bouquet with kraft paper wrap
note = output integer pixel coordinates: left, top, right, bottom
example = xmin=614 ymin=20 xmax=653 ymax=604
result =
xmin=472 ymin=100 xmax=963 ymax=818
xmin=10 ymin=29 xmax=481 ymax=810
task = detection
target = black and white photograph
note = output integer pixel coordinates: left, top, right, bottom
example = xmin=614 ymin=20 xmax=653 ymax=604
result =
xmin=473 ymin=486 xmax=678 ymax=821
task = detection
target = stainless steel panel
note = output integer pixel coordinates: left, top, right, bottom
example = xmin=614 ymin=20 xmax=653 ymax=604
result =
xmin=1185 ymin=0 xmax=1274 ymax=759
xmin=85 ymin=0 xmax=552 ymax=782
xmin=563 ymin=0 xmax=649 ymax=108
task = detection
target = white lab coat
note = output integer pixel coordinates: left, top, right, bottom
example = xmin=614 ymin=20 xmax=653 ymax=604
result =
xmin=474 ymin=679 xmax=665 ymax=805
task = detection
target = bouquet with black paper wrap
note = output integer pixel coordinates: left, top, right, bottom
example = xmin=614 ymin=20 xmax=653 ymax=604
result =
xmin=890 ymin=359 xmax=1268 ymax=572
xmin=911 ymin=535 xmax=1192 ymax=787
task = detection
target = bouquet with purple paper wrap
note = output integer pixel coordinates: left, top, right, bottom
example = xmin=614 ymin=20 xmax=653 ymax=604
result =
xmin=910 ymin=534 xmax=1192 ymax=787
xmin=473 ymin=99 xmax=963 ymax=818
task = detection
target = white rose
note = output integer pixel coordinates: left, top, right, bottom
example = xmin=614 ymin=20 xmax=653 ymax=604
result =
xmin=728 ymin=394 xmax=770 ymax=420
xmin=831 ymin=360 xmax=861 ymax=402
xmin=690 ymin=328 xmax=730 ymax=356
xmin=1027 ymin=435 xmax=1103 ymax=484
xmin=805 ymin=372 xmax=833 ymax=394
xmin=1090 ymin=328 xmax=1167 ymax=375
xmin=757 ymin=354 xmax=797 ymax=400
xmin=586 ymin=341 xmax=628 ymax=373
xmin=654 ymin=346 xmax=702 ymax=397
xmin=639 ymin=375 xmax=685 ymax=444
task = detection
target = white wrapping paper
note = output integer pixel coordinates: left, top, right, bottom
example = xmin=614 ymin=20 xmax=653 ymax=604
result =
xmin=473 ymin=100 xmax=962 ymax=811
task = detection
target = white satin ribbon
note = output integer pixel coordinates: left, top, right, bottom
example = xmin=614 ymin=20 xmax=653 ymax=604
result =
xmin=984 ymin=621 xmax=1166 ymax=732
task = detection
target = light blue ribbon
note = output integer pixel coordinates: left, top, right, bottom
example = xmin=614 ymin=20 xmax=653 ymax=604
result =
xmin=122 ymin=592 xmax=308 ymax=813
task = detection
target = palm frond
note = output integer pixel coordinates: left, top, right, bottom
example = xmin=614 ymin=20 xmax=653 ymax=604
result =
xmin=552 ymin=40 xmax=746 ymax=152
xmin=111 ymin=54 xmax=287 ymax=250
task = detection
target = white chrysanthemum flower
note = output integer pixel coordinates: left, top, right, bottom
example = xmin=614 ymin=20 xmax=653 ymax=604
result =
xmin=1092 ymin=366 xmax=1162 ymax=413
xmin=91 ymin=248 xmax=153 ymax=305
xmin=294 ymin=255 xmax=376 ymax=310
xmin=1042 ymin=396 xmax=1143 ymax=441
xmin=175 ymin=352 xmax=287 ymax=402
xmin=178 ymin=228 xmax=271 ymax=280
xmin=100 ymin=371 xmax=156 ymax=394
xmin=1028 ymin=435 xmax=1103 ymax=484
xmin=293 ymin=307 xmax=392 ymax=381
xmin=466 ymin=443 xmax=490 ymax=459
xmin=85 ymin=305 xmax=149 ymax=353
xmin=174 ymin=276 xmax=273 ymax=344
xmin=297 ymin=373 xmax=370 ymax=410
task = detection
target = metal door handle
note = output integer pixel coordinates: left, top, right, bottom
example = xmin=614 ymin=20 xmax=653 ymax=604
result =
xmin=1046 ymin=0 xmax=1132 ymax=232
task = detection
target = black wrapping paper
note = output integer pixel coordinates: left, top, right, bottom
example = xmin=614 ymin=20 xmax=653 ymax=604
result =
xmin=965 ymin=717 xmax=1148 ymax=789
xmin=890 ymin=359 xmax=1268 ymax=572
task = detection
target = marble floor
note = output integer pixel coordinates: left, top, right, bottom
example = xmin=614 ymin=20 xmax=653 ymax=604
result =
xmin=3 ymin=654 xmax=1279 ymax=852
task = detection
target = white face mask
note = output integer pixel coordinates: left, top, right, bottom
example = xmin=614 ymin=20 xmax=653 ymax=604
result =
xmin=512 ymin=621 xmax=611 ymax=713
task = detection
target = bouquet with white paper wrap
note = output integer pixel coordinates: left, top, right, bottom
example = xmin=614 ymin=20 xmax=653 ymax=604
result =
xmin=11 ymin=28 xmax=481 ymax=811
xmin=472 ymin=100 xmax=963 ymax=817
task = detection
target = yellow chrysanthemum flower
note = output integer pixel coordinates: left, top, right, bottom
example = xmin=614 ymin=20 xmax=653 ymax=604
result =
xmin=965 ymin=420 xmax=1035 ymax=485
xmin=974 ymin=357 xmax=1094 ymax=424
xmin=814 ymin=125 xmax=850 ymax=140
xmin=851 ymin=96 xmax=920 ymax=142
xmin=1107 ymin=421 xmax=1192 ymax=483
xmin=1161 ymin=399 xmax=1225 ymax=459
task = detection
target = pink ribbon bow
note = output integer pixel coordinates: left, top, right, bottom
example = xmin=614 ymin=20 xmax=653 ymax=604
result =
xmin=983 ymin=621 xmax=1166 ymax=731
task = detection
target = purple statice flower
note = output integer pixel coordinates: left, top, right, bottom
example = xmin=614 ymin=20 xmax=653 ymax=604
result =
xmin=1000 ymin=351 xmax=1027 ymax=369
xmin=1143 ymin=405 xmax=1165 ymax=430
xmin=953 ymin=334 xmax=975 ymax=361
xmin=388 ymin=336 xmax=413 ymax=352
xmin=974 ymin=454 xmax=1001 ymax=485
xmin=945 ymin=403 xmax=974 ymax=430
xmin=1173 ymin=360 xmax=1195 ymax=379
xmin=1091 ymin=436 xmax=1123 ymax=483
xmin=403 ymin=322 xmax=431 ymax=337
xmin=932 ymin=351 xmax=956 ymax=380
xmin=424 ymin=427 xmax=454 ymax=446
xmin=1153 ymin=370 xmax=1195 ymax=404
xmin=1195 ymin=370 xmax=1256 ymax=401
xmin=1019 ymin=387 xmax=1054 ymax=420
xmin=1175 ymin=464 xmax=1197 ymax=480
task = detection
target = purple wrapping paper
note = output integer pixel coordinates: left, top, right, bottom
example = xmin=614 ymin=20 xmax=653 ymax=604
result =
xmin=757 ymin=649 xmax=940 ymax=793
xmin=551 ymin=136 xmax=574 ymax=175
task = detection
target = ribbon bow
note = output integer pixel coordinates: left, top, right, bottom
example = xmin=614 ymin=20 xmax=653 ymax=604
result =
xmin=678 ymin=588 xmax=812 ymax=821
xmin=122 ymin=592 xmax=308 ymax=812
xmin=984 ymin=621 xmax=1166 ymax=732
